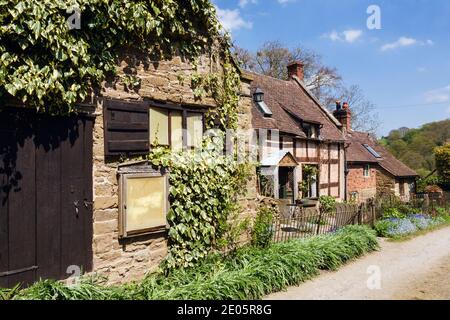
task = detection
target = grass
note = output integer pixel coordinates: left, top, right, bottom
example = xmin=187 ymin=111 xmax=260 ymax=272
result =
xmin=2 ymin=225 xmax=378 ymax=300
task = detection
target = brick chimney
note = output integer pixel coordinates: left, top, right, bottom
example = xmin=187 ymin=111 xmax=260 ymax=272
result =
xmin=287 ymin=61 xmax=304 ymax=81
xmin=333 ymin=101 xmax=352 ymax=132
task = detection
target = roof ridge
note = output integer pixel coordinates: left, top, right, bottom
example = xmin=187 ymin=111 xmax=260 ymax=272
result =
xmin=290 ymin=76 xmax=344 ymax=129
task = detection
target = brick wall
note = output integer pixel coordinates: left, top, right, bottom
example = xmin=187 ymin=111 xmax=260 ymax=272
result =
xmin=347 ymin=163 xmax=377 ymax=202
xmin=91 ymin=54 xmax=256 ymax=284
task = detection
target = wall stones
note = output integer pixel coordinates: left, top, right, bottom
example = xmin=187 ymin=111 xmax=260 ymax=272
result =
xmin=90 ymin=54 xmax=256 ymax=284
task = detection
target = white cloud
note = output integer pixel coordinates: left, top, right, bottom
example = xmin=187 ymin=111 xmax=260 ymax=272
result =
xmin=239 ymin=0 xmax=257 ymax=8
xmin=381 ymin=37 xmax=417 ymax=51
xmin=278 ymin=0 xmax=296 ymax=5
xmin=322 ymin=29 xmax=363 ymax=43
xmin=342 ymin=29 xmax=363 ymax=43
xmin=424 ymin=85 xmax=450 ymax=103
xmin=381 ymin=37 xmax=434 ymax=51
xmin=216 ymin=7 xmax=253 ymax=32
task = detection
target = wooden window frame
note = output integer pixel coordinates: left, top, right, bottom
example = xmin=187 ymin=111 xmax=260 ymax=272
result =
xmin=149 ymin=102 xmax=206 ymax=150
xmin=118 ymin=168 xmax=170 ymax=239
xmin=363 ymin=164 xmax=370 ymax=178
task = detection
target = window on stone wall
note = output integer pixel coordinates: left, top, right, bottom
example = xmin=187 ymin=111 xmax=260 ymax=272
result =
xmin=119 ymin=170 xmax=169 ymax=238
xmin=363 ymin=164 xmax=370 ymax=178
xmin=149 ymin=106 xmax=204 ymax=150
xmin=186 ymin=112 xmax=204 ymax=149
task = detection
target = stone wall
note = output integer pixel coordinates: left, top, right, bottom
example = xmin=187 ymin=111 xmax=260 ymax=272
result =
xmin=91 ymin=54 xmax=256 ymax=284
xmin=376 ymin=167 xmax=396 ymax=197
xmin=347 ymin=164 xmax=377 ymax=202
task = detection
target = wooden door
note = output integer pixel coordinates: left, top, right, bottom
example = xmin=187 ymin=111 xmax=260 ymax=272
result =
xmin=0 ymin=109 xmax=93 ymax=288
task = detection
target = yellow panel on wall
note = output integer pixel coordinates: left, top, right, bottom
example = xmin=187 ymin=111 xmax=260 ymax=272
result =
xmin=126 ymin=176 xmax=166 ymax=232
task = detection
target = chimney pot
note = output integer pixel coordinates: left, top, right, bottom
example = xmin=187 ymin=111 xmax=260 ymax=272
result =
xmin=333 ymin=102 xmax=352 ymax=133
xmin=287 ymin=61 xmax=304 ymax=81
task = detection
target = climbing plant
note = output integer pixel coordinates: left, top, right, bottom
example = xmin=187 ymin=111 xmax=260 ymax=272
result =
xmin=1 ymin=0 xmax=250 ymax=269
xmin=0 ymin=0 xmax=222 ymax=113
xmin=148 ymin=136 xmax=251 ymax=269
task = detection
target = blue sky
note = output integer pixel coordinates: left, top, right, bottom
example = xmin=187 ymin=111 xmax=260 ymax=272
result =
xmin=213 ymin=0 xmax=450 ymax=136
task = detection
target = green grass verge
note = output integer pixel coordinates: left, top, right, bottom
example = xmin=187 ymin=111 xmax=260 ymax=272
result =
xmin=2 ymin=225 xmax=378 ymax=300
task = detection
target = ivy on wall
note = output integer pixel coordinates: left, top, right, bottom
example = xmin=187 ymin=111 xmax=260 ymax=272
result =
xmin=148 ymin=137 xmax=251 ymax=269
xmin=1 ymin=0 xmax=251 ymax=269
xmin=0 ymin=0 xmax=221 ymax=113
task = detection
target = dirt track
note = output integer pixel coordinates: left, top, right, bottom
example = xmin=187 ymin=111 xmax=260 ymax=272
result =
xmin=265 ymin=226 xmax=450 ymax=300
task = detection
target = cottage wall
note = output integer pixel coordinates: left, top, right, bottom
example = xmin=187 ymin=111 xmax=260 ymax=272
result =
xmin=91 ymin=55 xmax=256 ymax=284
xmin=347 ymin=164 xmax=377 ymax=202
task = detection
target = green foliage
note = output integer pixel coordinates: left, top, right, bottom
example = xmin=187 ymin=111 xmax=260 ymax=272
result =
xmin=5 ymin=226 xmax=378 ymax=300
xmin=319 ymin=196 xmax=336 ymax=213
xmin=147 ymin=137 xmax=251 ymax=270
xmin=374 ymin=220 xmax=392 ymax=237
xmin=251 ymin=205 xmax=275 ymax=248
xmin=434 ymin=143 xmax=450 ymax=189
xmin=300 ymin=165 xmax=318 ymax=197
xmin=383 ymin=208 xmax=406 ymax=219
xmin=382 ymin=120 xmax=450 ymax=180
xmin=0 ymin=0 xmax=223 ymax=112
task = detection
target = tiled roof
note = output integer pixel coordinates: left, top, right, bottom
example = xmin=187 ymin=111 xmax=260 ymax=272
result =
xmin=346 ymin=131 xmax=418 ymax=177
xmin=249 ymin=72 xmax=345 ymax=141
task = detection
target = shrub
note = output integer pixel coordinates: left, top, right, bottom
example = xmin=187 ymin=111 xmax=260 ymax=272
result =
xmin=383 ymin=208 xmax=406 ymax=219
xmin=251 ymin=205 xmax=275 ymax=248
xmin=319 ymin=196 xmax=336 ymax=213
xmin=375 ymin=212 xmax=450 ymax=239
xmin=5 ymin=226 xmax=378 ymax=300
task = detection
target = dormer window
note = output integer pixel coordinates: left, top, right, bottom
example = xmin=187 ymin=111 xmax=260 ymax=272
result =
xmin=302 ymin=122 xmax=320 ymax=139
xmin=254 ymin=88 xmax=273 ymax=117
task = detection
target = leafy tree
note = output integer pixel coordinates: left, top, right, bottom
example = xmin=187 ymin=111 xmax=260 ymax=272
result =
xmin=233 ymin=42 xmax=380 ymax=134
xmin=434 ymin=144 xmax=450 ymax=189
xmin=382 ymin=119 xmax=450 ymax=179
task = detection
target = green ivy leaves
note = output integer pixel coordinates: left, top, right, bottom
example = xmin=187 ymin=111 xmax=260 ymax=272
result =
xmin=148 ymin=143 xmax=251 ymax=269
xmin=0 ymin=0 xmax=222 ymax=112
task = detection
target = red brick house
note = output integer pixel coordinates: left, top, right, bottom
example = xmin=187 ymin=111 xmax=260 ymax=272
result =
xmin=333 ymin=102 xmax=418 ymax=202
xmin=250 ymin=62 xmax=346 ymax=203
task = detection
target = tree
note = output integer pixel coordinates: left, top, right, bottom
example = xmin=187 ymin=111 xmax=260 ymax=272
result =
xmin=331 ymin=85 xmax=380 ymax=134
xmin=234 ymin=41 xmax=341 ymax=101
xmin=434 ymin=143 xmax=450 ymax=190
xmin=233 ymin=41 xmax=380 ymax=134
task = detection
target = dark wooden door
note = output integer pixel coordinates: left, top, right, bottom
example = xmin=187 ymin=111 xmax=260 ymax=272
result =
xmin=0 ymin=109 xmax=93 ymax=288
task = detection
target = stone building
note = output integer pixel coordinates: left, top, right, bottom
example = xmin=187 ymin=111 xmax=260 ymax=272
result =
xmin=0 ymin=49 xmax=256 ymax=287
xmin=333 ymin=102 xmax=418 ymax=203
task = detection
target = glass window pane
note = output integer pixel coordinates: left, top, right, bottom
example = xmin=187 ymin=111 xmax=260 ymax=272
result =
xmin=170 ymin=111 xmax=183 ymax=151
xmin=126 ymin=176 xmax=166 ymax=232
xmin=187 ymin=113 xmax=203 ymax=148
xmin=150 ymin=107 xmax=169 ymax=145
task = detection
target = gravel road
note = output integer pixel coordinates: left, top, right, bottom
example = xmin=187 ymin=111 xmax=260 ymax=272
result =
xmin=265 ymin=226 xmax=450 ymax=300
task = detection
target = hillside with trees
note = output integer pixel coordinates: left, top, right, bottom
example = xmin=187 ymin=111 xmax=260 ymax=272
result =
xmin=380 ymin=119 xmax=450 ymax=181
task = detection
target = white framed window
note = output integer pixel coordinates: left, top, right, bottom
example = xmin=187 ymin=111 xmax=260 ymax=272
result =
xmin=363 ymin=164 xmax=370 ymax=178
xmin=119 ymin=169 xmax=169 ymax=238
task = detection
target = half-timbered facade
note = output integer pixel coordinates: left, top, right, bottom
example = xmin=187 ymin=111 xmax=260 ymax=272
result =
xmin=250 ymin=62 xmax=346 ymax=203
